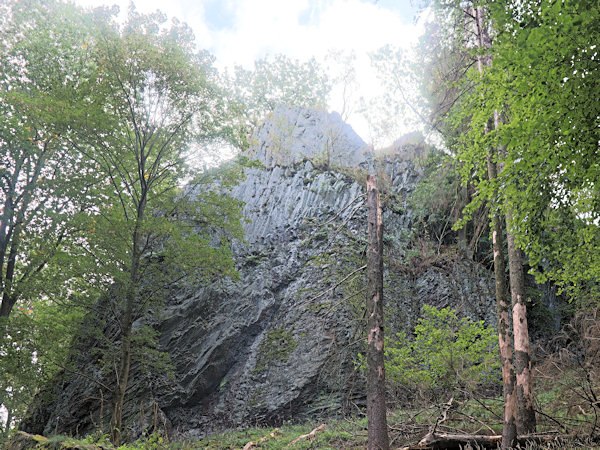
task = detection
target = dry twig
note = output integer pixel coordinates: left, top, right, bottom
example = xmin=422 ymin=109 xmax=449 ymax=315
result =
xmin=289 ymin=424 xmax=326 ymax=445
xmin=242 ymin=428 xmax=279 ymax=449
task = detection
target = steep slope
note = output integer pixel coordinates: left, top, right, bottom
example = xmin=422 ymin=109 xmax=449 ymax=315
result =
xmin=21 ymin=106 xmax=496 ymax=439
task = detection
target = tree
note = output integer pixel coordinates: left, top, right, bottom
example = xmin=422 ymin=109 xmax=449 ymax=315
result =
xmin=385 ymin=305 xmax=499 ymax=399
xmin=366 ymin=45 xmax=423 ymax=147
xmin=471 ymin=4 xmax=531 ymax=444
xmin=0 ymin=2 xmax=115 ymax=438
xmin=325 ymin=49 xmax=359 ymax=121
xmin=0 ymin=0 xmax=98 ymax=319
xmin=68 ymin=8 xmax=244 ymax=444
xmin=365 ymin=149 xmax=389 ymax=450
xmin=460 ymin=0 xmax=600 ymax=431
xmin=1 ymin=298 xmax=81 ymax=438
xmin=417 ymin=1 xmax=541 ymax=445
xmin=483 ymin=0 xmax=600 ymax=298
xmin=423 ymin=0 xmax=543 ymax=441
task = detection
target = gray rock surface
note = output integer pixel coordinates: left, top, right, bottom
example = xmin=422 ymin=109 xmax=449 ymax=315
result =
xmin=249 ymin=105 xmax=367 ymax=169
xmin=20 ymin=107 xmax=496 ymax=440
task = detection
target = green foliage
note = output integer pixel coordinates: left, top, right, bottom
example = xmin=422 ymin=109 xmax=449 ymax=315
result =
xmin=0 ymin=300 xmax=83 ymax=438
xmin=70 ymin=4 xmax=245 ymax=304
xmin=116 ymin=431 xmax=167 ymax=449
xmin=383 ymin=305 xmax=500 ymax=399
xmin=0 ymin=1 xmax=254 ymax=442
xmin=0 ymin=0 xmax=101 ymax=317
xmin=410 ymin=152 xmax=458 ymax=221
xmin=449 ymin=0 xmax=600 ymax=299
xmin=367 ymin=45 xmax=423 ymax=146
xmin=408 ymin=151 xmax=464 ymax=250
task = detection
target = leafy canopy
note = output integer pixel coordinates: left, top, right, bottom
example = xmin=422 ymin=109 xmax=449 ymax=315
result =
xmin=455 ymin=0 xmax=600 ymax=297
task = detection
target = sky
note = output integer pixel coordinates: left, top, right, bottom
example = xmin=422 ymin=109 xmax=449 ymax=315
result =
xmin=72 ymin=0 xmax=426 ymax=144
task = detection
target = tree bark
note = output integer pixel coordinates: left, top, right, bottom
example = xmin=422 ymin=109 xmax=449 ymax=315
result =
xmin=466 ymin=205 xmax=487 ymax=261
xmin=472 ymin=5 xmax=518 ymax=448
xmin=2 ymin=408 xmax=12 ymax=438
xmin=110 ymin=201 xmax=145 ymax=445
xmin=490 ymin=209 xmax=518 ymax=449
xmin=493 ymin=105 xmax=536 ymax=433
xmin=506 ymin=212 xmax=536 ymax=434
xmin=109 ymin=300 xmax=133 ymax=446
xmin=366 ymin=168 xmax=389 ymax=450
xmin=457 ymin=183 xmax=468 ymax=253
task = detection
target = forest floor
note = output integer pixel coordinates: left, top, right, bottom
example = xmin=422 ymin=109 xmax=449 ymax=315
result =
xmin=9 ymin=399 xmax=600 ymax=449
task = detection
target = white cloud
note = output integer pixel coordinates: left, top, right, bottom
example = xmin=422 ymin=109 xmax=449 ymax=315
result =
xmin=73 ymin=0 xmax=424 ymax=144
xmin=208 ymin=0 xmax=418 ymax=67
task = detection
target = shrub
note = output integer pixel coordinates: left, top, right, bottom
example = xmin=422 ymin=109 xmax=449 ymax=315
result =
xmin=385 ymin=305 xmax=500 ymax=400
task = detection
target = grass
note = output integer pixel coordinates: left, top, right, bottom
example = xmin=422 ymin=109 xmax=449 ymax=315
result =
xmin=180 ymin=419 xmax=364 ymax=449
xmin=9 ymin=393 xmax=600 ymax=449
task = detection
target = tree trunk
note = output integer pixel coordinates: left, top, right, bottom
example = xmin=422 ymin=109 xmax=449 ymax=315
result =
xmin=408 ymin=432 xmax=569 ymax=450
xmin=366 ymin=169 xmax=389 ymax=450
xmin=0 ymin=222 xmax=22 ymax=318
xmin=490 ymin=211 xmax=518 ymax=449
xmin=472 ymin=5 xmax=518 ymax=448
xmin=2 ymin=408 xmax=12 ymax=438
xmin=466 ymin=205 xmax=487 ymax=261
xmin=506 ymin=212 xmax=536 ymax=434
xmin=0 ymin=295 xmax=16 ymax=318
xmin=110 ymin=207 xmax=144 ymax=445
xmin=457 ymin=183 xmax=467 ymax=253
xmin=109 ymin=311 xmax=132 ymax=446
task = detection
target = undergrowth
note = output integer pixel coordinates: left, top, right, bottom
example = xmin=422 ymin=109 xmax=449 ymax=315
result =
xmin=12 ymin=398 xmax=600 ymax=449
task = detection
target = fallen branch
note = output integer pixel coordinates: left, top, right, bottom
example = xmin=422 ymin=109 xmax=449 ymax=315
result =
xmin=242 ymin=428 xmax=279 ymax=449
xmin=403 ymin=432 xmax=574 ymax=450
xmin=415 ymin=432 xmax=501 ymax=449
xmin=290 ymin=424 xmax=326 ymax=445
xmin=428 ymin=397 xmax=453 ymax=436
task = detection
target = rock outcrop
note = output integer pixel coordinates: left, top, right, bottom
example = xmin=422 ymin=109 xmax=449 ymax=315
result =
xmin=20 ymin=106 xmax=496 ymax=439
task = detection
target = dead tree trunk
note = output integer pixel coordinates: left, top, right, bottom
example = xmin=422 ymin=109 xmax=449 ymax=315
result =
xmin=493 ymin=107 xmax=536 ymax=434
xmin=506 ymin=211 xmax=536 ymax=434
xmin=488 ymin=169 xmax=518 ymax=449
xmin=366 ymin=151 xmax=389 ymax=450
xmin=472 ymin=5 xmax=518 ymax=448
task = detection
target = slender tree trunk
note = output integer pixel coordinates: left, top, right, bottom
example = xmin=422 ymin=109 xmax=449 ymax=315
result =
xmin=466 ymin=206 xmax=487 ymax=261
xmin=0 ymin=295 xmax=16 ymax=318
xmin=493 ymin=106 xmax=536 ymax=434
xmin=506 ymin=212 xmax=536 ymax=434
xmin=366 ymin=163 xmax=389 ymax=450
xmin=109 ymin=306 xmax=133 ymax=446
xmin=110 ymin=204 xmax=145 ymax=445
xmin=457 ymin=183 xmax=467 ymax=253
xmin=2 ymin=408 xmax=12 ymax=438
xmin=472 ymin=5 xmax=518 ymax=448
xmin=489 ymin=172 xmax=518 ymax=449
xmin=1 ymin=222 xmax=22 ymax=318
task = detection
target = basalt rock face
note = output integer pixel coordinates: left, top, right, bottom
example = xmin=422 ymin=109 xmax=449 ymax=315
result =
xmin=21 ymin=107 xmax=496 ymax=439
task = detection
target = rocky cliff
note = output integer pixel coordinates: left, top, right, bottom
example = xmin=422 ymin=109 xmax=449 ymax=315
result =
xmin=21 ymin=106 xmax=497 ymax=439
